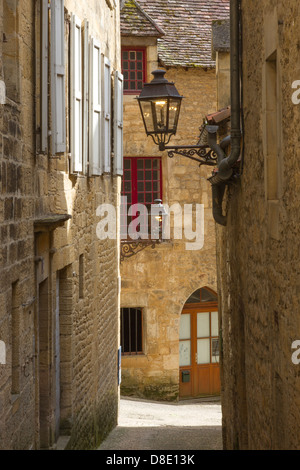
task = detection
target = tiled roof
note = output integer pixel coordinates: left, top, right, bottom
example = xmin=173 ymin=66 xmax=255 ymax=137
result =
xmin=120 ymin=0 xmax=165 ymax=38
xmin=121 ymin=0 xmax=230 ymax=68
xmin=206 ymin=106 xmax=231 ymax=124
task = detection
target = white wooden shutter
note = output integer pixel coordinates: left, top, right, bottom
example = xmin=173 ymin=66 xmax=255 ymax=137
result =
xmin=82 ymin=20 xmax=89 ymax=175
xmin=102 ymin=56 xmax=111 ymax=173
xmin=70 ymin=14 xmax=82 ymax=173
xmin=89 ymin=38 xmax=102 ymax=176
xmin=114 ymin=71 xmax=124 ymax=176
xmin=51 ymin=0 xmax=66 ymax=154
xmin=41 ymin=0 xmax=49 ymax=153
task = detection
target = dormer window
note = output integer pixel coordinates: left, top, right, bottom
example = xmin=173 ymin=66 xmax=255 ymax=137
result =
xmin=121 ymin=48 xmax=146 ymax=94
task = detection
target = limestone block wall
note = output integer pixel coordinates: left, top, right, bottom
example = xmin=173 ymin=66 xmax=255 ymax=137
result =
xmin=120 ymin=66 xmax=219 ymax=400
xmin=0 ymin=0 xmax=121 ymax=450
xmin=0 ymin=0 xmax=36 ymax=448
xmin=216 ymin=52 xmax=230 ymax=109
xmin=217 ymin=0 xmax=300 ymax=450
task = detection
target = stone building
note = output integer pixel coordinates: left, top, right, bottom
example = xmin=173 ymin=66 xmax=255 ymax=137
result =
xmin=119 ymin=0 xmax=230 ymax=401
xmin=0 ymin=0 xmax=122 ymax=450
xmin=211 ymin=0 xmax=300 ymax=450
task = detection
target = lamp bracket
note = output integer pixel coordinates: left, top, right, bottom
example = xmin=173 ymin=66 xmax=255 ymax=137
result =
xmin=165 ymin=145 xmax=218 ymax=167
xmin=120 ymin=239 xmax=161 ymax=263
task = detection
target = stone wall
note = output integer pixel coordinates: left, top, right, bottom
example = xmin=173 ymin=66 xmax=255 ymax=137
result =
xmin=217 ymin=0 xmax=300 ymax=450
xmin=120 ymin=65 xmax=220 ymax=400
xmin=0 ymin=0 xmax=121 ymax=450
xmin=216 ymin=52 xmax=230 ymax=109
xmin=0 ymin=0 xmax=35 ymax=446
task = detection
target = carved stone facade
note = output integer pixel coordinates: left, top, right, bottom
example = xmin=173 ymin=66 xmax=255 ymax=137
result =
xmin=0 ymin=0 xmax=121 ymax=450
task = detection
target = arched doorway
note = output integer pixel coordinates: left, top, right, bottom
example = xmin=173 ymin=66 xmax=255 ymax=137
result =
xmin=179 ymin=287 xmax=220 ymax=399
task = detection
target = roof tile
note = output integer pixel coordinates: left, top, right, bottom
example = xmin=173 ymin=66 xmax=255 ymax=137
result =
xmin=120 ymin=0 xmax=165 ymax=38
xmin=121 ymin=0 xmax=230 ymax=68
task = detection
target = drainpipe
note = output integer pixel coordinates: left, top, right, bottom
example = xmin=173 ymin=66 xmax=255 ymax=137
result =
xmin=212 ymin=184 xmax=227 ymax=226
xmin=208 ymin=0 xmax=241 ymax=226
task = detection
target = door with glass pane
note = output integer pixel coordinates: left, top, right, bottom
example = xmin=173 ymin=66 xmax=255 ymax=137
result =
xmin=179 ymin=306 xmax=220 ymax=398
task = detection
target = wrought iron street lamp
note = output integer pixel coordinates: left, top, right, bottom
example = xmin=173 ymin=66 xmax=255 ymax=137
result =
xmin=121 ymin=70 xmax=229 ymax=262
xmin=137 ymin=70 xmax=219 ymax=167
xmin=137 ymin=70 xmax=183 ymax=151
xmin=120 ymin=198 xmax=169 ymax=263
xmin=151 ymin=199 xmax=168 ymax=239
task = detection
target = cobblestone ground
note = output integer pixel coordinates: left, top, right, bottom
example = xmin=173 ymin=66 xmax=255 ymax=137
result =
xmin=98 ymin=397 xmax=222 ymax=451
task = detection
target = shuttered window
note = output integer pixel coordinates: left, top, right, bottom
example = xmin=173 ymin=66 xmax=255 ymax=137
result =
xmin=82 ymin=20 xmax=89 ymax=175
xmin=114 ymin=71 xmax=124 ymax=176
xmin=102 ymin=57 xmax=111 ymax=173
xmin=89 ymin=39 xmax=102 ymax=175
xmin=40 ymin=0 xmax=49 ymax=153
xmin=48 ymin=5 xmax=120 ymax=176
xmin=51 ymin=0 xmax=66 ymax=154
xmin=70 ymin=14 xmax=82 ymax=173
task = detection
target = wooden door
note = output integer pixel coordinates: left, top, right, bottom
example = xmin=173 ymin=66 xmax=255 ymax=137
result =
xmin=179 ymin=304 xmax=220 ymax=398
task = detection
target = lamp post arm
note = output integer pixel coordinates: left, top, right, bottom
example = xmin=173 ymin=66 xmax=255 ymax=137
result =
xmin=161 ymin=143 xmax=218 ymax=167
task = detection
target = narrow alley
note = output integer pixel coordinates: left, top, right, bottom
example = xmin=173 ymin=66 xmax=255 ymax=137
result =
xmin=1 ymin=0 xmax=300 ymax=452
xmin=98 ymin=398 xmax=222 ymax=451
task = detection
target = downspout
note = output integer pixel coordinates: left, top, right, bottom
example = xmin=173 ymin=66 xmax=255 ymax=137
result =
xmin=208 ymin=0 xmax=241 ymax=226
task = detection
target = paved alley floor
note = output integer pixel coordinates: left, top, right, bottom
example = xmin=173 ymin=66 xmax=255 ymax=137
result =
xmin=98 ymin=397 xmax=223 ymax=451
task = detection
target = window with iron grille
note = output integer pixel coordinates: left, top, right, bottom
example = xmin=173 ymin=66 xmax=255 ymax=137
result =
xmin=121 ymin=308 xmax=143 ymax=355
xmin=121 ymin=157 xmax=162 ymax=239
xmin=121 ymin=48 xmax=146 ymax=94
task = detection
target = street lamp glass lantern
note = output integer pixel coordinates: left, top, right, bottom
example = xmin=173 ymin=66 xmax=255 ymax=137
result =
xmin=137 ymin=70 xmax=183 ymax=150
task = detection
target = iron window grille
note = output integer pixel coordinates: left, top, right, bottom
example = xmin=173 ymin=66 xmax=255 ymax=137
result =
xmin=121 ymin=308 xmax=143 ymax=355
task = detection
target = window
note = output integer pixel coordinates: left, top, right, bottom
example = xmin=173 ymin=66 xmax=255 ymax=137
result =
xmin=121 ymin=308 xmax=143 ymax=355
xmin=36 ymin=2 xmax=122 ymax=174
xmin=121 ymin=48 xmax=146 ymax=94
xmin=89 ymin=38 xmax=102 ymax=175
xmin=185 ymin=287 xmax=218 ymax=304
xmin=3 ymin=0 xmax=19 ymax=102
xmin=179 ymin=311 xmax=219 ymax=367
xmin=196 ymin=311 xmax=220 ymax=364
xmin=36 ymin=0 xmax=66 ymax=155
xmin=39 ymin=0 xmax=49 ymax=152
xmin=121 ymin=157 xmax=162 ymax=239
xmin=102 ymin=56 xmax=112 ymax=173
xmin=70 ymin=14 xmax=83 ymax=173
xmin=51 ymin=0 xmax=66 ymax=154
xmin=82 ymin=20 xmax=89 ymax=174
